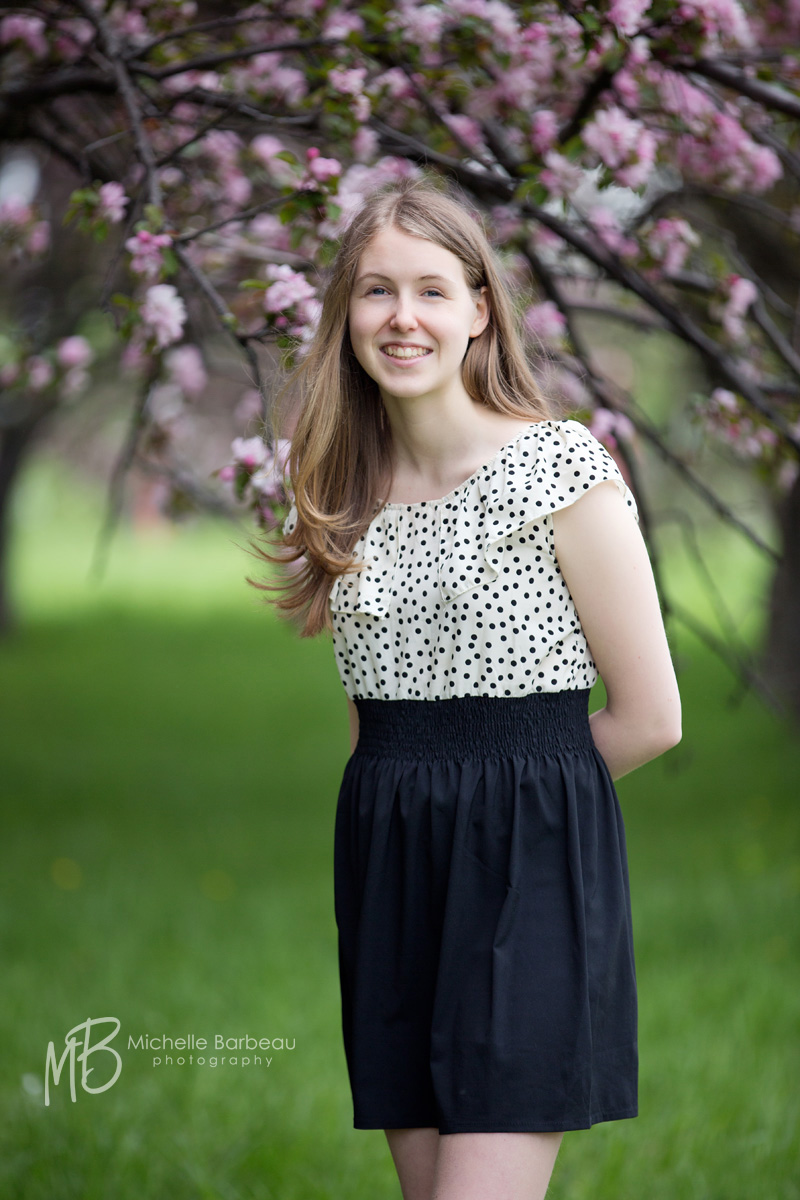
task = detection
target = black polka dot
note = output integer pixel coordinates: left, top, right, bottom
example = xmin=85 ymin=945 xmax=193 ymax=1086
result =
xmin=284 ymin=419 xmax=639 ymax=701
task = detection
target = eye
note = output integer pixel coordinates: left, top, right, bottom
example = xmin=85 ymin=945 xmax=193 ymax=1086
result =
xmin=363 ymin=285 xmax=444 ymax=297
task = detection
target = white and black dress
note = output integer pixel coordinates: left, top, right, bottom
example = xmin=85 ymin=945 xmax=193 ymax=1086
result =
xmin=284 ymin=418 xmax=640 ymax=1134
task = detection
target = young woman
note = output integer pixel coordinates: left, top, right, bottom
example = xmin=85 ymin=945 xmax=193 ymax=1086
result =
xmin=256 ymin=176 xmax=681 ymax=1200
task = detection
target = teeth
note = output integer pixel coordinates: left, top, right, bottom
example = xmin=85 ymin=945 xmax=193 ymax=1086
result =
xmin=383 ymin=346 xmax=432 ymax=359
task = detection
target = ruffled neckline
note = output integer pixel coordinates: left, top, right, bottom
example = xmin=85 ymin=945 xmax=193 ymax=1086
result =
xmin=327 ymin=416 xmax=638 ymax=617
xmin=378 ymin=419 xmax=546 ymax=509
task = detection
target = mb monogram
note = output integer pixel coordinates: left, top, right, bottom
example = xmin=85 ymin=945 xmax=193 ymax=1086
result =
xmin=44 ymin=1018 xmax=297 ymax=1103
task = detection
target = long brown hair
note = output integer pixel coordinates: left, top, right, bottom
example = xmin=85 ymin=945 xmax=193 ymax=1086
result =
xmin=245 ymin=172 xmax=555 ymax=637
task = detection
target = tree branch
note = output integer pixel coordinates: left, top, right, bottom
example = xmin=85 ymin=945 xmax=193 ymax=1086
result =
xmin=672 ymin=56 xmax=800 ymax=121
xmin=369 ymin=116 xmax=800 ymax=454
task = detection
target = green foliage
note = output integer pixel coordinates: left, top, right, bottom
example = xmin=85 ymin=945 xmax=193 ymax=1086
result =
xmin=160 ymin=247 xmax=178 ymax=277
xmin=0 ymin=461 xmax=797 ymax=1198
xmin=142 ymin=204 xmax=165 ymax=231
xmin=109 ymin=293 xmax=138 ymax=340
xmin=62 ymin=187 xmax=109 ymax=242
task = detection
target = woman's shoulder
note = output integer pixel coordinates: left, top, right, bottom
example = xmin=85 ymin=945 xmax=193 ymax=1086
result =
xmin=484 ymin=415 xmax=640 ymax=528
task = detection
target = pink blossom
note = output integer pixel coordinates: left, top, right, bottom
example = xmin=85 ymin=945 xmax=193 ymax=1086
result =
xmin=244 ymin=54 xmax=308 ymax=104
xmin=386 ymin=4 xmax=446 ymax=47
xmin=322 ymin=11 xmax=366 ymax=38
xmin=165 ymin=344 xmax=207 ymax=397
xmin=0 ymin=15 xmax=47 ymax=58
xmin=290 ymin=297 xmax=323 ymax=343
xmin=273 ymin=438 xmax=292 ymax=480
xmin=121 ymin=339 xmax=149 ymax=374
xmin=0 ymin=362 xmax=21 ymax=387
xmin=202 ymin=130 xmax=242 ymax=167
xmin=0 ymin=196 xmax=31 ymax=227
xmin=140 ymin=284 xmax=187 ymax=349
xmin=158 ymin=166 xmax=184 ymax=190
xmin=264 ymin=265 xmax=317 ymax=314
xmin=317 ymin=189 xmax=368 ymax=240
xmin=249 ymin=136 xmax=296 ymax=187
xmin=613 ymin=67 xmax=641 ymax=108
xmin=328 ymin=67 xmax=367 ymax=96
xmin=539 ymin=151 xmax=584 ymax=200
xmin=352 ymin=126 xmax=380 ymax=163
xmin=111 ymin=7 xmax=148 ymax=41
xmin=711 ymin=387 xmax=739 ymax=413
xmin=530 ymin=110 xmax=558 ymax=155
xmin=26 ymin=220 xmax=50 ymax=255
xmin=53 ymin=17 xmax=94 ymax=62
xmin=163 ymin=69 xmax=224 ymax=97
xmin=223 ymin=171 xmax=253 ymax=207
xmin=26 ymin=355 xmax=54 ymax=391
xmin=353 ymin=94 xmax=372 ymax=122
xmin=250 ymin=135 xmax=285 ymax=165
xmin=614 ymin=134 xmax=657 ymax=187
xmin=587 ymin=207 xmax=639 ymax=257
xmin=231 ymin=436 xmax=268 ymax=470
xmin=645 ymin=217 xmax=700 ymax=274
xmin=490 ymin=205 xmax=525 ymax=243
xmin=677 ymin=0 xmax=754 ymax=51
xmin=524 ymin=301 xmax=567 ymax=345
xmin=628 ymin=35 xmax=651 ymax=65
xmin=654 ymin=67 xmax=716 ymax=131
xmin=748 ymin=144 xmax=783 ymax=192
xmin=675 ymin=111 xmax=782 ymax=194
xmin=583 ymin=105 xmax=643 ymax=169
xmin=728 ymin=276 xmax=758 ymax=309
xmin=234 ymin=388 xmax=264 ymax=425
xmin=444 ymin=114 xmax=485 ymax=154
xmin=249 ymin=212 xmax=291 ymax=252
xmin=97 ymin=182 xmax=129 ymax=224
xmin=248 ymin=463 xmax=284 ymax=501
xmin=371 ymin=68 xmax=416 ymax=101
xmin=450 ymin=0 xmax=519 ymax=53
xmin=777 ymin=460 xmax=800 ymax=493
xmin=589 ymin=406 xmax=634 ymax=448
xmin=125 ymin=229 xmax=173 ymax=280
xmin=233 ymin=439 xmax=293 ymax=510
xmin=56 ymin=336 xmax=94 ymax=369
xmin=306 ymin=154 xmax=342 ymax=184
xmin=607 ymin=0 xmax=651 ymax=36
xmin=711 ymin=275 xmax=758 ymax=342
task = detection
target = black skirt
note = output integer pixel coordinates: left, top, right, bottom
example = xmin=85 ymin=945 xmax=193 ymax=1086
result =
xmin=333 ymin=688 xmax=638 ymax=1135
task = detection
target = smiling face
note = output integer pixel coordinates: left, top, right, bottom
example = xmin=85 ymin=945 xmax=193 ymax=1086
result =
xmin=347 ymin=225 xmax=490 ymax=407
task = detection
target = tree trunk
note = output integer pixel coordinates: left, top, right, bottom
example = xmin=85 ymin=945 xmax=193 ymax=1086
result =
xmin=760 ymin=468 xmax=800 ymax=729
xmin=0 ymin=412 xmax=47 ymax=637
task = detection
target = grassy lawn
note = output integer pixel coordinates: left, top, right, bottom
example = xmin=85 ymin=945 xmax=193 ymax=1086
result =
xmin=0 ymin=457 xmax=798 ymax=1199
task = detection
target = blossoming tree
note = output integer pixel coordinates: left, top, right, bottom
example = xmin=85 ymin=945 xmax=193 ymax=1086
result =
xmin=1 ymin=0 xmax=799 ymax=716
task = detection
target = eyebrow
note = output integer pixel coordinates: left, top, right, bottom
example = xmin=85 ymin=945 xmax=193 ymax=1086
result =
xmin=354 ymin=272 xmax=454 ymax=286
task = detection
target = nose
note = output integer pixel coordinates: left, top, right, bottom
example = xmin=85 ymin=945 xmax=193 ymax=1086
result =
xmin=389 ymin=291 xmax=418 ymax=330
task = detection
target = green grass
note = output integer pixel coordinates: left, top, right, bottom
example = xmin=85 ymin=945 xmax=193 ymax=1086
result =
xmin=0 ymin=457 xmax=798 ymax=1199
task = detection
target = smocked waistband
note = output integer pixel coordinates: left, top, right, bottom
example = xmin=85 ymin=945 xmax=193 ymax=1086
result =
xmin=353 ymin=689 xmax=595 ymax=760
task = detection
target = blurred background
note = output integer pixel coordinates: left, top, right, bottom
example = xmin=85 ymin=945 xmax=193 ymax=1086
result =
xmin=4 ymin=306 xmax=797 ymax=1200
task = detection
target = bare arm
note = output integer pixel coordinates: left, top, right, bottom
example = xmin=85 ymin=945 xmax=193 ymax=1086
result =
xmin=347 ymin=696 xmax=360 ymax=755
xmin=552 ymin=480 xmax=681 ymax=782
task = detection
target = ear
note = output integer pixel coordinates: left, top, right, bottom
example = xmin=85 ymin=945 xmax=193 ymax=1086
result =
xmin=469 ymin=286 xmax=491 ymax=339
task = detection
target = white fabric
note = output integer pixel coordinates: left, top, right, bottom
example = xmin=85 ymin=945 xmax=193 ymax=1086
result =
xmin=283 ymin=418 xmax=639 ymax=701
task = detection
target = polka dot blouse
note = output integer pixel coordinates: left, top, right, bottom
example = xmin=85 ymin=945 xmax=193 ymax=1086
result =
xmin=282 ymin=418 xmax=639 ymax=701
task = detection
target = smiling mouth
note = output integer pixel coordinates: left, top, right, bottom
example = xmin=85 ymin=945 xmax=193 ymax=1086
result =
xmin=381 ymin=346 xmax=433 ymax=359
